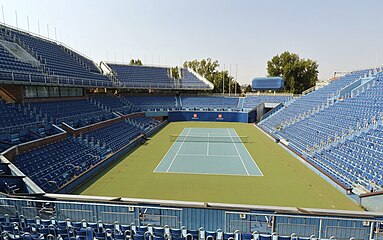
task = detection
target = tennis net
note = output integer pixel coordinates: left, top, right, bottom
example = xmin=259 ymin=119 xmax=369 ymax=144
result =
xmin=169 ymin=134 xmax=249 ymax=143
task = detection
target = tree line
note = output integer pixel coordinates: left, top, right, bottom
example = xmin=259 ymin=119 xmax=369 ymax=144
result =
xmin=128 ymin=51 xmax=319 ymax=94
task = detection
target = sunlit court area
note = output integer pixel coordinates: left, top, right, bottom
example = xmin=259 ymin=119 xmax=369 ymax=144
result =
xmin=154 ymin=127 xmax=262 ymax=176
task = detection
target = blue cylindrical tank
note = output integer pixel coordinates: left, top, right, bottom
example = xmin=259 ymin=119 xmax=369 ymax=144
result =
xmin=251 ymin=77 xmax=284 ymax=90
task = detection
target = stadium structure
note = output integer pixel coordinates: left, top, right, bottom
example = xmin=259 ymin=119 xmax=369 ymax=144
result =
xmin=0 ymin=22 xmax=382 ymax=240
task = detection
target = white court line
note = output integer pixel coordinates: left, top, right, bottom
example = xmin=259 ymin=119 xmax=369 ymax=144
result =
xmin=166 ymin=128 xmax=192 ymax=172
xmin=153 ymin=128 xmax=188 ymax=172
xmin=227 ymin=128 xmax=250 ymax=176
xmin=177 ymin=153 xmax=239 ymax=157
xmin=180 ymin=132 xmax=231 ymax=137
xmin=162 ymin=170 xmax=254 ymax=177
xmin=231 ymin=128 xmax=264 ymax=176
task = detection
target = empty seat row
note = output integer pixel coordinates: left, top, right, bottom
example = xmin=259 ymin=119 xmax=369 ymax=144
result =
xmin=0 ymin=215 xmax=322 ymax=240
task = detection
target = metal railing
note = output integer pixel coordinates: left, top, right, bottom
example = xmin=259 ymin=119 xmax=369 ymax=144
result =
xmin=0 ymin=69 xmax=213 ymax=90
xmin=0 ymin=120 xmax=43 ymax=133
xmin=245 ymin=92 xmax=295 ymax=97
xmin=302 ymin=86 xmax=316 ymax=95
xmin=225 ymin=211 xmax=377 ymax=240
xmin=0 ymin=196 xmax=183 ymax=227
xmin=118 ymin=81 xmax=212 ymax=90
xmin=0 ymin=69 xmax=115 ymax=88
xmin=0 ymin=195 xmax=377 ymax=239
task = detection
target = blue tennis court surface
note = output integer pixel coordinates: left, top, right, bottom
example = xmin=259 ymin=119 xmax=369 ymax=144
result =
xmin=154 ymin=128 xmax=262 ymax=176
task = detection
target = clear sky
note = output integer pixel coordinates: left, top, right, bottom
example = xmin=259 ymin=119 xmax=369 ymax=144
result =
xmin=1 ymin=0 xmax=382 ymax=84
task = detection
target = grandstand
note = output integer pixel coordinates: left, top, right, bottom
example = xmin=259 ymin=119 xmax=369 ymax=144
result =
xmin=28 ymin=99 xmax=118 ymax=128
xmin=0 ymin=14 xmax=382 ymax=240
xmin=0 ymin=196 xmax=380 ymax=240
xmin=243 ymin=95 xmax=291 ymax=109
xmin=180 ymin=95 xmax=240 ymax=111
xmin=259 ymin=69 xmax=383 ymax=194
xmin=123 ymin=95 xmax=178 ymax=111
xmin=89 ymin=95 xmax=134 ymax=115
xmin=103 ymin=63 xmax=212 ymax=90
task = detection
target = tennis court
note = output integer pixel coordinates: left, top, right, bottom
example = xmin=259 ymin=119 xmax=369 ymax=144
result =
xmin=154 ymin=128 xmax=263 ymax=176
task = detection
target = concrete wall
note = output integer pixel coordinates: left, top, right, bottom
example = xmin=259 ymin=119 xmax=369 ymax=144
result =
xmin=360 ymin=192 xmax=383 ymax=211
xmin=3 ymin=132 xmax=67 ymax=161
xmin=168 ymin=111 xmax=249 ymax=123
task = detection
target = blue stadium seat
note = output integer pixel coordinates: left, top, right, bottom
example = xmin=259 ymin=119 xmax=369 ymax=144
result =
xmin=106 ymin=64 xmax=210 ymax=90
xmin=259 ymin=69 xmax=383 ymax=191
xmin=0 ymin=24 xmax=112 ymax=87
xmin=181 ymin=96 xmax=239 ymax=111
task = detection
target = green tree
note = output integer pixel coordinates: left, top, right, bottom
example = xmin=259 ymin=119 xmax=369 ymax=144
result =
xmin=129 ymin=59 xmax=143 ymax=66
xmin=171 ymin=66 xmax=180 ymax=79
xmin=243 ymin=84 xmax=252 ymax=93
xmin=267 ymin=52 xmax=318 ymax=94
xmin=183 ymin=58 xmax=240 ymax=94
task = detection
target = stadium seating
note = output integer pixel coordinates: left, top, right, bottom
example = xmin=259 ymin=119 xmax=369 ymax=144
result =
xmin=260 ymin=69 xmax=383 ymax=191
xmin=64 ymin=48 xmax=102 ymax=74
xmin=309 ymin=125 xmax=383 ymax=190
xmin=44 ymin=94 xmax=296 ymax=114
xmin=0 ymin=163 xmax=28 ymax=194
xmin=107 ymin=64 xmax=176 ymax=88
xmin=0 ymin=125 xmax=60 ymax=154
xmin=0 ymin=100 xmax=62 ymax=153
xmin=2 ymin=14 xmax=383 ymax=204
xmin=82 ymin=120 xmax=142 ymax=152
xmin=0 ymin=176 xmax=27 ymax=194
xmin=28 ymin=100 xmax=117 ymax=128
xmin=89 ymin=95 xmax=133 ymax=115
xmin=181 ymin=96 xmax=240 ymax=111
xmin=126 ymin=116 xmax=162 ymax=133
xmin=0 ymin=24 xmax=111 ymax=87
xmin=0 ymin=44 xmax=45 ymax=82
xmin=0 ymin=100 xmax=42 ymax=132
xmin=13 ymin=32 xmax=108 ymax=82
xmin=0 ymin=212 xmax=371 ymax=240
xmin=13 ymin=137 xmax=106 ymax=192
xmin=179 ymin=68 xmax=212 ymax=89
xmin=124 ymin=96 xmax=178 ymax=111
xmin=0 ymin=24 xmax=212 ymax=90
xmin=242 ymin=95 xmax=291 ymax=109
xmin=107 ymin=64 xmax=212 ymax=90
xmin=277 ymin=75 xmax=382 ymax=153
xmin=123 ymin=95 xmax=291 ymax=112
xmin=259 ymin=69 xmax=372 ymax=133
xmin=12 ymin=116 xmax=162 ymax=192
